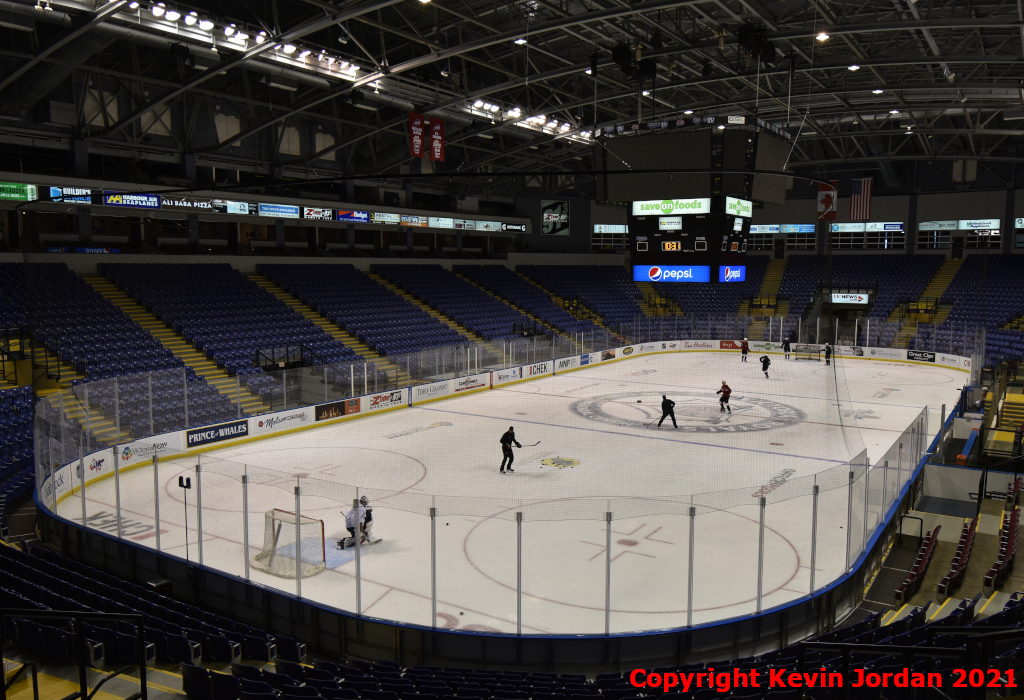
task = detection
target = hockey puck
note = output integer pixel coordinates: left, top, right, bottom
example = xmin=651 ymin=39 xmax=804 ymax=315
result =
xmin=636 ymin=400 xmax=642 ymax=403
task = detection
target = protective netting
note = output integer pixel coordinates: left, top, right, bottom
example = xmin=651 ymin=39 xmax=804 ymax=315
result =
xmin=251 ymin=509 xmax=327 ymax=578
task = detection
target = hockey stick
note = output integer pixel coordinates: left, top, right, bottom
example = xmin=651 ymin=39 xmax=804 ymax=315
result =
xmin=526 ymin=440 xmax=541 ymax=446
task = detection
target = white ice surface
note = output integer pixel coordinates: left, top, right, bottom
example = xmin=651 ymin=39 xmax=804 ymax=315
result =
xmin=60 ymin=353 xmax=964 ymax=634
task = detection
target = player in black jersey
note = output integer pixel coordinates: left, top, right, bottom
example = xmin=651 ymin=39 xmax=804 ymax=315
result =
xmin=657 ymin=395 xmax=677 ymax=428
xmin=760 ymin=355 xmax=771 ymax=379
xmin=500 ymin=426 xmax=521 ymax=473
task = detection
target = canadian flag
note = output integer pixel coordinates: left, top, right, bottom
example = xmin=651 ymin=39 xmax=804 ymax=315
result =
xmin=817 ymin=180 xmax=838 ymax=221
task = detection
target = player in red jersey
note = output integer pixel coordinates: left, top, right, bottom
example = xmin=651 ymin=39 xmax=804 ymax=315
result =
xmin=716 ymin=380 xmax=732 ymax=413
xmin=740 ymin=338 xmax=749 ymax=362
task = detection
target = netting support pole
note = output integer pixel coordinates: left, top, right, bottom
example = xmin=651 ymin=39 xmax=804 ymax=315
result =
xmin=898 ymin=442 xmax=904 ymax=496
xmin=84 ymin=384 xmax=90 ymax=455
xmin=183 ymin=369 xmax=189 ymax=429
xmin=867 ymin=318 xmax=871 ymax=347
xmin=283 ymin=369 xmax=288 ymax=409
xmin=114 ymin=380 xmax=122 ymax=539
xmin=854 ymin=317 xmax=859 ymax=345
xmin=153 ymin=455 xmax=161 ymax=552
xmin=863 ymin=459 xmax=871 ymax=555
xmin=79 ymin=446 xmax=87 ymax=526
xmin=516 ymin=511 xmax=523 ymax=636
xmin=194 ymin=456 xmax=204 ymax=565
xmin=354 ymin=495 xmax=362 ymax=615
xmin=364 ymin=363 xmax=368 ymax=395
xmin=798 ymin=317 xmax=802 ymax=345
xmin=810 ymin=484 xmax=819 ymax=593
xmin=350 ymin=365 xmax=355 ymax=397
xmin=882 ymin=460 xmax=889 ymax=512
xmin=237 ymin=374 xmax=242 ymax=418
xmin=845 ymin=470 xmax=854 ymax=571
xmin=242 ymin=471 xmax=249 ymax=581
xmin=604 ymin=512 xmax=612 ymax=635
xmin=294 ymin=482 xmax=302 ymax=599
xmin=149 ymin=373 xmax=155 ymax=435
xmin=756 ymin=497 xmax=766 ymax=613
xmin=430 ymin=506 xmax=437 ymax=628
xmin=323 ymin=365 xmax=328 ymax=404
xmin=687 ymin=506 xmax=696 ymax=627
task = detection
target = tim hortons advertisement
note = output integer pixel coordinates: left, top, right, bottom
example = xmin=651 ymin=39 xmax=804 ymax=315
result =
xmin=907 ymin=350 xmax=936 ymax=363
xmin=412 ymin=381 xmax=451 ymax=404
xmin=315 ymin=398 xmax=360 ymax=421
xmin=490 ymin=367 xmax=524 ymax=387
xmin=530 ymin=361 xmax=552 ymax=376
xmin=555 ymin=356 xmax=579 ymax=372
xmin=680 ymin=341 xmax=714 ymax=350
xmin=118 ymin=436 xmax=175 ymax=468
xmin=251 ymin=408 xmax=312 ymax=436
xmin=865 ymin=347 xmax=904 ymax=360
xmin=454 ymin=373 xmax=488 ymax=393
xmin=363 ymin=389 xmax=406 ymax=412
xmin=186 ymin=419 xmax=249 ymax=448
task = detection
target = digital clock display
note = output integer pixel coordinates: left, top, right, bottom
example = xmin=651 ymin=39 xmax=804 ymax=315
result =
xmin=662 ymin=241 xmax=682 ymax=252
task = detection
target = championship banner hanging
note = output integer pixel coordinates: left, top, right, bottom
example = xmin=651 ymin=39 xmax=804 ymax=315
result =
xmin=409 ymin=112 xmax=425 ymax=158
xmin=817 ymin=180 xmax=838 ymax=221
xmin=429 ymin=119 xmax=445 ymax=161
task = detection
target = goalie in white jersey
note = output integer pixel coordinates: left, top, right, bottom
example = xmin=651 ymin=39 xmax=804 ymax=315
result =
xmin=338 ymin=495 xmax=381 ymax=549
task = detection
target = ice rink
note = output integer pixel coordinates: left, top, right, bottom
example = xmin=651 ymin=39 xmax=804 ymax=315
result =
xmin=58 ymin=351 xmax=964 ymax=634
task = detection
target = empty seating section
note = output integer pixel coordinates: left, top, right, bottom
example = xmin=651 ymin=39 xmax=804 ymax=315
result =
xmin=0 ymin=386 xmax=33 ymax=536
xmin=984 ymin=508 xmax=1019 ymax=594
xmin=0 ymin=543 xmax=303 ymax=669
xmin=102 ymin=263 xmax=359 ymax=376
xmin=924 ymin=255 xmax=1024 ymax=359
xmin=653 ymin=256 xmax=769 ymax=317
xmin=372 ymin=265 xmax=536 ymax=342
xmin=453 ymin=265 xmax=598 ymax=336
xmin=27 ymin=263 xmax=180 ymax=380
xmin=895 ymin=525 xmax=941 ymax=605
xmin=938 ymin=517 xmax=978 ymax=600
xmin=178 ymin=595 xmax=1024 ymax=700
xmin=69 ymin=370 xmax=238 ymax=438
xmin=0 ymin=262 xmax=27 ymax=332
xmin=778 ymin=255 xmax=943 ymax=346
xmin=258 ymin=264 xmax=467 ymax=356
xmin=518 ymin=266 xmax=644 ymax=326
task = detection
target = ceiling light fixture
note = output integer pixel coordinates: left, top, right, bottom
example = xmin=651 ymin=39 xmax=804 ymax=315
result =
xmin=890 ymin=109 xmax=900 ymax=114
xmin=184 ymin=11 xmax=196 ymax=25
xmin=872 ymin=88 xmax=883 ymax=94
xmin=128 ymin=1 xmax=139 ymax=8
xmin=299 ymin=49 xmax=312 ymax=58
xmin=514 ymin=37 xmax=527 ymax=45
xmin=717 ymin=124 xmax=726 ymax=130
xmin=684 ymin=109 xmax=693 ymax=115
xmin=151 ymin=3 xmax=165 ymax=17
xmin=283 ymin=44 xmax=296 ymax=54
xmin=474 ymin=100 xmax=484 ymax=109
xmin=642 ymin=90 xmax=649 ymax=96
xmin=198 ymin=18 xmax=213 ymax=30
xmin=164 ymin=9 xmax=181 ymax=21
xmin=234 ymin=32 xmax=248 ymax=41
xmin=224 ymin=24 xmax=235 ymax=36
xmin=848 ymin=64 xmax=860 ymax=71
xmin=816 ymin=31 xmax=829 ymax=41
xmin=256 ymin=31 xmax=266 ymax=44
xmin=585 ymin=68 xmax=591 ymax=75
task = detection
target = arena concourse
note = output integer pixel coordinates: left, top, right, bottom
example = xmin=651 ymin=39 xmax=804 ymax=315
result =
xmin=2 ymin=1 xmax=1024 ymax=699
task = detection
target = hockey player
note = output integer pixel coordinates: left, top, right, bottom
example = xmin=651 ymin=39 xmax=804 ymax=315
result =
xmin=500 ymin=425 xmax=522 ymax=473
xmin=782 ymin=337 xmax=791 ymax=360
xmin=824 ymin=344 xmax=833 ymax=366
xmin=760 ymin=355 xmax=771 ymax=379
xmin=740 ymin=338 xmax=749 ymax=362
xmin=338 ymin=495 xmax=375 ymax=549
xmin=716 ymin=380 xmax=732 ymax=413
xmin=657 ymin=394 xmax=677 ymax=428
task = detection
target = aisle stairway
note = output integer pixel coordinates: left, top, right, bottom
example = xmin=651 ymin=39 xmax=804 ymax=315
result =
xmin=247 ymin=274 xmax=411 ymax=384
xmin=757 ymin=259 xmax=787 ymax=300
xmin=84 ymin=276 xmax=266 ymax=417
xmin=889 ymin=258 xmax=963 ymax=348
xmin=741 ymin=260 xmax=786 ymax=341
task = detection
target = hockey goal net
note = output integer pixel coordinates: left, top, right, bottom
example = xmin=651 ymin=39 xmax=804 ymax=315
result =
xmin=794 ymin=344 xmax=821 ymax=361
xmin=251 ymin=509 xmax=326 ymax=578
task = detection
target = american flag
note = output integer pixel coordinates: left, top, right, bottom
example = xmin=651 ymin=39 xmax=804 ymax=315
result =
xmin=849 ymin=177 xmax=873 ymax=220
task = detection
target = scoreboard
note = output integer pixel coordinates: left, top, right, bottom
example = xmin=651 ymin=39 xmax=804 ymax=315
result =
xmin=629 ymin=197 xmax=750 ymax=282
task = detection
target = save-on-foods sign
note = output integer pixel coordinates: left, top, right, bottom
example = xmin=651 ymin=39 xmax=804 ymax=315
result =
xmin=632 ymin=198 xmax=711 ymax=216
xmin=725 ymin=196 xmax=752 ymax=218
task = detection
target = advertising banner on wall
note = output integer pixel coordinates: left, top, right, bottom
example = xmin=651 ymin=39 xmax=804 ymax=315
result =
xmin=555 ymin=355 xmax=579 ymax=372
xmin=907 ymin=350 xmax=936 ymax=363
xmin=362 ymin=389 xmax=407 ymax=412
xmin=0 ymin=182 xmax=37 ymax=201
xmin=529 ymin=361 xmax=553 ymax=376
xmin=315 ymin=398 xmax=359 ymax=421
xmin=453 ymin=373 xmax=489 ymax=393
xmin=336 ymin=210 xmax=369 ymax=223
xmin=631 ymin=198 xmax=712 ymax=216
xmin=118 ymin=436 xmax=177 ymax=468
xmin=213 ymin=200 xmax=254 ymax=215
xmin=303 ymin=207 xmax=334 ymax=220
xmin=411 ymin=381 xmax=451 ymax=403
xmin=250 ymin=408 xmax=313 ymax=437
xmin=864 ymin=347 xmax=904 ymax=360
xmin=679 ymin=341 xmax=715 ymax=350
xmin=541 ymin=200 xmax=570 ymax=236
xmin=103 ymin=192 xmax=160 ymax=209
xmin=490 ymin=366 xmax=524 ymax=387
xmin=161 ymin=195 xmax=214 ymax=212
xmin=257 ymin=203 xmax=300 ymax=219
xmin=48 ymin=186 xmax=94 ymax=203
xmin=185 ymin=419 xmax=249 ymax=448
